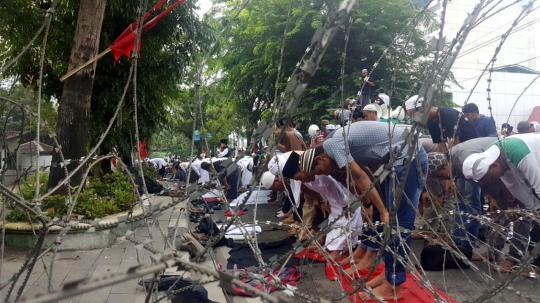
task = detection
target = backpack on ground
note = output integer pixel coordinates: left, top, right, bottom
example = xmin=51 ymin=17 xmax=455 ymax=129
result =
xmin=420 ymin=243 xmax=472 ymax=271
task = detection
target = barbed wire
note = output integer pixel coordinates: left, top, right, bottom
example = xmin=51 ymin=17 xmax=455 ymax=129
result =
xmin=1 ymin=0 xmax=540 ymax=302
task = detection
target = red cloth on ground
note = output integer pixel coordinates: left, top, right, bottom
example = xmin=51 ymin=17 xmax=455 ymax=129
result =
xmin=204 ymin=197 xmax=219 ymax=203
xmin=330 ymin=263 xmax=456 ymax=302
xmin=294 ymin=248 xmax=327 ymax=262
xmin=225 ymin=209 xmax=244 ymax=216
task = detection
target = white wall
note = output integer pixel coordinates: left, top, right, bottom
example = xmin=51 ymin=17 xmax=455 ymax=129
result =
xmin=18 ymin=153 xmax=52 ymax=172
xmin=437 ymin=0 xmax=540 ymax=128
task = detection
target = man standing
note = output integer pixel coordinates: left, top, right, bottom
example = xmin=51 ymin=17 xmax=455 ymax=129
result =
xmin=321 ymin=120 xmax=329 ymax=138
xmin=358 ymin=69 xmax=375 ymax=107
xmin=298 ymin=121 xmax=427 ymax=300
xmin=217 ymin=139 xmax=231 ymax=158
xmin=462 ymin=103 xmax=497 ymax=137
xmin=275 ymin=119 xmax=308 ymax=152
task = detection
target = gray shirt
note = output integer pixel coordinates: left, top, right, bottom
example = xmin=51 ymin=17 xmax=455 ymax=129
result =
xmin=338 ymin=109 xmax=352 ymax=122
xmin=450 ymin=137 xmax=498 ymax=179
xmin=323 ymin=121 xmax=417 ymax=169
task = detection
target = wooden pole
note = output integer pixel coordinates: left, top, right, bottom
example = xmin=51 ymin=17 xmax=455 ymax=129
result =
xmin=59 ymin=47 xmax=111 ymax=82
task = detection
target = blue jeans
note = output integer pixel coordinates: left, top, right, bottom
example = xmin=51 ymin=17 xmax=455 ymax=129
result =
xmin=359 ymin=148 xmax=427 ymax=285
xmin=452 ymin=178 xmax=482 ymax=248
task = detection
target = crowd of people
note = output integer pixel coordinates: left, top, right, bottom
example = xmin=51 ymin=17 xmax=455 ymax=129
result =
xmin=255 ymin=91 xmax=540 ymax=299
xmin=144 ymin=72 xmax=540 ymax=300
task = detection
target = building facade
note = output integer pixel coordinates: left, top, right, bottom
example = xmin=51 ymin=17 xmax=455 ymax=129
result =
xmin=437 ymin=0 xmax=540 ymax=128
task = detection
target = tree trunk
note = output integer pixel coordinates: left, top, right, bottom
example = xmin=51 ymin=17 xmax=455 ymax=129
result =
xmin=48 ymin=0 xmax=107 ymax=194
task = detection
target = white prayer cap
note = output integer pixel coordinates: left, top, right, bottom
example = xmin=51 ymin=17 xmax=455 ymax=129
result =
xmin=261 ymin=171 xmax=276 ymax=189
xmin=267 ymin=154 xmax=290 ymax=176
xmin=463 ymin=145 xmax=501 ymax=182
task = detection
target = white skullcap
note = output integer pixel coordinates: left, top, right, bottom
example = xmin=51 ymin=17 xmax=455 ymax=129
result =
xmin=261 ymin=171 xmax=276 ymax=189
xmin=463 ymin=145 xmax=501 ymax=181
xmin=363 ymin=104 xmax=377 ymax=112
xmin=267 ymin=154 xmax=290 ymax=176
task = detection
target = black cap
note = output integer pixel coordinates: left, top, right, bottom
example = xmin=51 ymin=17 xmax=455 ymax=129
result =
xmin=220 ymin=139 xmax=228 ymax=144
xmin=282 ymin=152 xmax=301 ymax=179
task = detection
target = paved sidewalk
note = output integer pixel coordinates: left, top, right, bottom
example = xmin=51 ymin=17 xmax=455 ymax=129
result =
xmin=2 ymin=193 xmax=540 ymax=303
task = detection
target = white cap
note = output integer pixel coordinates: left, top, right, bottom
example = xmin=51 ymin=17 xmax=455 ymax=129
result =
xmin=267 ymin=154 xmax=289 ymax=175
xmin=261 ymin=172 xmax=276 ymax=189
xmin=462 ymin=145 xmax=501 ymax=181
xmin=404 ymin=95 xmax=424 ymax=110
xmin=363 ymin=104 xmax=377 ymax=112
xmin=326 ymin=124 xmax=336 ymax=131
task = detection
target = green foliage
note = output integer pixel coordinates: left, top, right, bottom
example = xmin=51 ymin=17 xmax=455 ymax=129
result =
xmin=140 ymin=161 xmax=158 ymax=179
xmin=0 ymin=86 xmax=58 ymax=134
xmin=6 ymin=170 xmax=137 ymax=222
xmin=206 ymin=0 xmax=457 ymax=136
xmin=0 ymin=0 xmax=213 ymax=160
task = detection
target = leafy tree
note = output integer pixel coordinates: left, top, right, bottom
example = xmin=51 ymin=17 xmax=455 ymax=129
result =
xmin=0 ymin=0 xmax=212 ymax=191
xmin=209 ymin=0 xmax=455 ymax=136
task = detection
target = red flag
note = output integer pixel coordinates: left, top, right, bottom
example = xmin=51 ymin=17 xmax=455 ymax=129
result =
xmin=136 ymin=141 xmax=148 ymax=159
xmin=110 ymin=0 xmax=186 ymax=62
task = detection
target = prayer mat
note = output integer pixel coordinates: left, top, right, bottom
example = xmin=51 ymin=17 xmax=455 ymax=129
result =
xmin=331 ymin=263 xmax=457 ymax=302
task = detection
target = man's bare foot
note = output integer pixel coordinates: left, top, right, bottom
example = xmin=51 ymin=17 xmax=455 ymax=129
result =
xmin=471 ymin=251 xmax=485 ymax=262
xmin=283 ymin=216 xmax=295 ymax=223
xmin=344 ymin=263 xmax=361 ymax=275
xmin=299 ymin=232 xmax=313 ymax=241
xmin=359 ymin=280 xmax=403 ymax=301
xmin=366 ymin=272 xmax=386 ymax=289
xmin=497 ymin=260 xmax=516 ymax=273
xmin=520 ymin=266 xmax=540 ymax=278
xmin=288 ymin=228 xmax=299 ymax=235
xmin=355 ymin=251 xmax=378 ymax=270
xmin=317 ymin=234 xmax=326 ymax=246
xmin=341 ymin=247 xmax=366 ymax=265
xmin=328 ymin=250 xmax=341 ymax=261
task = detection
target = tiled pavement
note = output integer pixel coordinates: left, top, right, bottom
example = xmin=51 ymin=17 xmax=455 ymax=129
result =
xmin=2 ymin=193 xmax=540 ymax=303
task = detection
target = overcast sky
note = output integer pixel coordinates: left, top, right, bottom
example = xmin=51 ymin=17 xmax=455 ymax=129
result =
xmin=197 ymin=0 xmax=213 ymax=15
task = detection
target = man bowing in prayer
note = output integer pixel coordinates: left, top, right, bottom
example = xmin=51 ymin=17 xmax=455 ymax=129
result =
xmin=299 ymin=121 xmax=427 ymax=301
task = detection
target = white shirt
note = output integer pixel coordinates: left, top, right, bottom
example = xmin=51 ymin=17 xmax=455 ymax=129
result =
xmin=303 ymin=175 xmax=362 ymax=232
xmin=304 ymin=175 xmax=351 ymax=216
xmin=218 ymin=148 xmax=229 ymax=158
xmin=191 ymin=159 xmax=202 ymax=177
xmin=378 ymin=93 xmax=390 ymax=104
xmin=150 ymin=158 xmax=167 ymax=169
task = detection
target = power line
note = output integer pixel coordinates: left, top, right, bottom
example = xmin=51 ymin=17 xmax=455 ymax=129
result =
xmin=457 ymin=8 xmax=540 ymax=58
xmin=457 ymin=55 xmax=540 ymax=83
